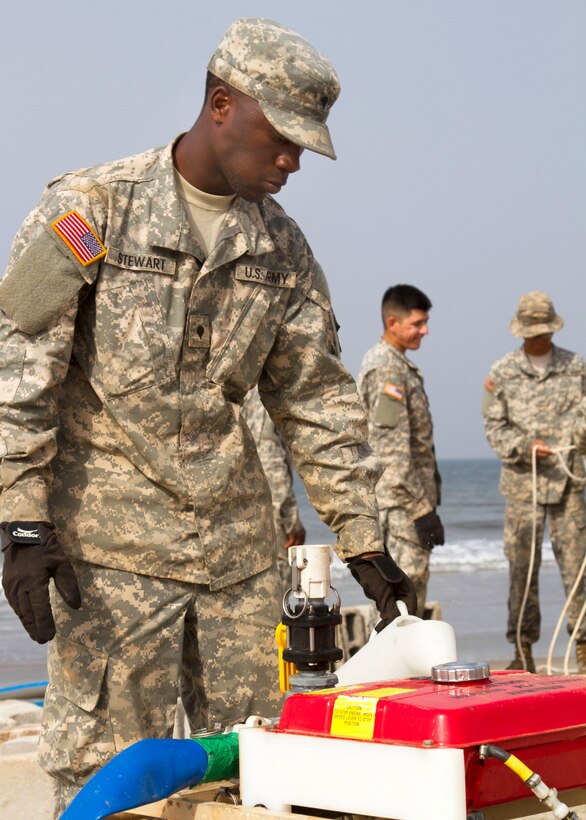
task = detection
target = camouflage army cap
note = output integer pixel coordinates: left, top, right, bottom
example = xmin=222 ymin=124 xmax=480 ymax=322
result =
xmin=208 ymin=18 xmax=340 ymax=160
xmin=510 ymin=291 xmax=564 ymax=338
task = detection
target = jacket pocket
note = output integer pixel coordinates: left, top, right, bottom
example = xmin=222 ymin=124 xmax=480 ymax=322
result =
xmin=207 ymin=283 xmax=285 ymax=392
xmin=554 ymin=379 xmax=583 ymax=416
xmin=93 ymin=270 xmax=176 ymax=397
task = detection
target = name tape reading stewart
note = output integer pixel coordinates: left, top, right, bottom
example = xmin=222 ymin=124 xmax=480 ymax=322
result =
xmin=235 ymin=265 xmax=296 ymax=289
xmin=106 ymin=248 xmax=175 ymax=275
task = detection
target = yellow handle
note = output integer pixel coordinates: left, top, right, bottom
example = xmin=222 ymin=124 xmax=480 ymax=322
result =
xmin=275 ymin=622 xmax=297 ymax=694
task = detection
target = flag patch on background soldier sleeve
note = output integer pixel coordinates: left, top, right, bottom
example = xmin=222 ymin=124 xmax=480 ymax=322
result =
xmin=484 ymin=376 xmax=496 ymax=392
xmin=51 ymin=211 xmax=107 ymax=266
xmin=383 ymin=382 xmax=404 ymax=401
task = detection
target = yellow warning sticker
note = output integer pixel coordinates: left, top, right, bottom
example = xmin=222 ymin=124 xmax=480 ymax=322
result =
xmin=331 ymin=696 xmax=378 ymax=740
xmin=329 ymin=688 xmax=415 ymax=740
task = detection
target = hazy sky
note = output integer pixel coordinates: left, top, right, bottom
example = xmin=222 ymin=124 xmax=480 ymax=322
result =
xmin=1 ymin=1 xmax=585 ymax=458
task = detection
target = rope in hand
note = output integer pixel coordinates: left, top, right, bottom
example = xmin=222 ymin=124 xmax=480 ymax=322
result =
xmin=515 ymin=443 xmax=586 ymax=675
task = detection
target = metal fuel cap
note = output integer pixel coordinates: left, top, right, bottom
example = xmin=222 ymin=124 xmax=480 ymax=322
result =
xmin=432 ymin=661 xmax=491 ymax=683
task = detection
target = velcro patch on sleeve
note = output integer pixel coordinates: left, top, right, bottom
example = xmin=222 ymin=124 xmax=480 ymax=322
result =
xmin=484 ymin=376 xmax=496 ymax=393
xmin=51 ymin=210 xmax=106 ymax=267
xmin=383 ymin=382 xmax=405 ymax=401
xmin=0 ymin=231 xmax=88 ymax=334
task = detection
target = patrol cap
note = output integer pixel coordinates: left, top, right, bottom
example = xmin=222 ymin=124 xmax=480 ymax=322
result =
xmin=208 ymin=18 xmax=340 ymax=160
xmin=510 ymin=291 xmax=564 ymax=338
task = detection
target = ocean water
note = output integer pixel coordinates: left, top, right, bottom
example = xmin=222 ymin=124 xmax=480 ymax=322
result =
xmin=297 ymin=457 xmax=555 ymax=580
xmin=0 ymin=459 xmax=566 ymax=685
xmin=297 ymin=458 xmax=569 ymax=665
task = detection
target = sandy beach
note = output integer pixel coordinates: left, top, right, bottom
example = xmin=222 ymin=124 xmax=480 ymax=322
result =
xmin=428 ymin=564 xmax=574 ymax=669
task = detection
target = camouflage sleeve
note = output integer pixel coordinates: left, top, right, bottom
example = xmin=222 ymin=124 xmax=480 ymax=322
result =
xmin=572 ymin=372 xmax=586 ymax=455
xmin=279 ymin=482 xmax=304 ymax=538
xmin=361 ymin=367 xmax=431 ymax=519
xmin=241 ymin=388 xmax=303 ymax=538
xmin=0 ymin=304 xmax=78 ymax=521
xmin=259 ymin=424 xmax=302 ymax=538
xmin=0 ymin=184 xmax=106 ymax=520
xmin=482 ymin=374 xmax=530 ymax=464
xmin=258 ymin=266 xmax=384 ymax=562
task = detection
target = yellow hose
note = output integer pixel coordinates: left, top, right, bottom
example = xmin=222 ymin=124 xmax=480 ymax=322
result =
xmin=504 ymin=753 xmax=534 ymax=783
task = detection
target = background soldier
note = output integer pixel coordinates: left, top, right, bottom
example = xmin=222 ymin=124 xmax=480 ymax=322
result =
xmin=0 ymin=18 xmax=416 ymax=813
xmin=483 ymin=291 xmax=586 ymax=673
xmin=358 ymin=284 xmax=444 ymax=618
xmin=241 ymin=387 xmax=306 ymax=593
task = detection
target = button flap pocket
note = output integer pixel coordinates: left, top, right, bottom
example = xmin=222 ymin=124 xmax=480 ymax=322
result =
xmin=50 ymin=634 xmax=108 ymax=712
xmin=207 ymin=285 xmax=274 ymax=389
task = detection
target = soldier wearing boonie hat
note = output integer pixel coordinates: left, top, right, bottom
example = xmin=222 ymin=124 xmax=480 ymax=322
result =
xmin=509 ymin=290 xmax=564 ymax=338
xmin=483 ymin=292 xmax=586 ymax=675
xmin=0 ymin=17 xmax=416 ymax=814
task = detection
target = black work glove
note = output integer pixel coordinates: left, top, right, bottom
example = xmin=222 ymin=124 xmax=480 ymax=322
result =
xmin=1 ymin=522 xmax=81 ymax=644
xmin=414 ymin=510 xmax=445 ymax=551
xmin=348 ymin=553 xmax=417 ymax=632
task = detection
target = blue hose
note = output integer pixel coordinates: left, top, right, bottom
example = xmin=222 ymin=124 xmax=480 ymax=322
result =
xmin=60 ymin=738 xmax=210 ymax=820
xmin=0 ymin=680 xmax=47 ymax=701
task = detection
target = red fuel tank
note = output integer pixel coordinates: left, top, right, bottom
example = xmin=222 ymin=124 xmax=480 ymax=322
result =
xmin=277 ymin=670 xmax=586 ymax=810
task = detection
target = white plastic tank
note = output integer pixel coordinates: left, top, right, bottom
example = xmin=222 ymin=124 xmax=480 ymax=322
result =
xmin=335 ymin=601 xmax=457 ymax=684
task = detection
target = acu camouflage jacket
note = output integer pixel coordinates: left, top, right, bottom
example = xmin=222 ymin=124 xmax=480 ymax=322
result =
xmin=358 ymin=340 xmax=440 ymax=520
xmin=483 ymin=345 xmax=586 ymax=504
xmin=0 ymin=138 xmax=382 ymax=590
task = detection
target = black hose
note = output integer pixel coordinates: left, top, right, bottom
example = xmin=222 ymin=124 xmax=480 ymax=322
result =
xmin=482 ymin=744 xmax=510 ymax=763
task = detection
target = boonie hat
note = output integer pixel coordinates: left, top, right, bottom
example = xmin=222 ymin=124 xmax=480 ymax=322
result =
xmin=510 ymin=291 xmax=564 ymax=338
xmin=208 ymin=18 xmax=340 ymax=160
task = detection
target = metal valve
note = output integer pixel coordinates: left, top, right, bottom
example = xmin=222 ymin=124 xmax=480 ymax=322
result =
xmin=282 ymin=544 xmax=343 ymax=692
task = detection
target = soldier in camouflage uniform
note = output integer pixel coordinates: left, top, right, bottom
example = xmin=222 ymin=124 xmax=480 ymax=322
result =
xmin=0 ymin=18 xmax=416 ymax=813
xmin=483 ymin=291 xmax=586 ymax=674
xmin=358 ymin=285 xmax=444 ymax=617
xmin=241 ymin=387 xmax=306 ymax=593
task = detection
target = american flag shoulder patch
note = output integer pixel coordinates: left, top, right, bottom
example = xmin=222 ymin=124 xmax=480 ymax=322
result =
xmin=51 ymin=210 xmax=106 ymax=267
xmin=383 ymin=382 xmax=404 ymax=401
xmin=484 ymin=376 xmax=496 ymax=392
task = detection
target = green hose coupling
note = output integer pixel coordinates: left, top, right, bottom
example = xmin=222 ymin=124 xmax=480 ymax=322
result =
xmin=192 ymin=732 xmax=239 ymax=783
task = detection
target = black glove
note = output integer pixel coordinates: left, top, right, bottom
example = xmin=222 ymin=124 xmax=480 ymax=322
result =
xmin=348 ymin=553 xmax=417 ymax=632
xmin=414 ymin=510 xmax=445 ymax=551
xmin=1 ymin=522 xmax=81 ymax=644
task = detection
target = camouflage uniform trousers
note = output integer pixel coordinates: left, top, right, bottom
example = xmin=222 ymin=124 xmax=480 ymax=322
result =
xmin=38 ymin=558 xmax=283 ymax=816
xmin=504 ymin=491 xmax=586 ymax=645
xmin=380 ymin=507 xmax=430 ymax=618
